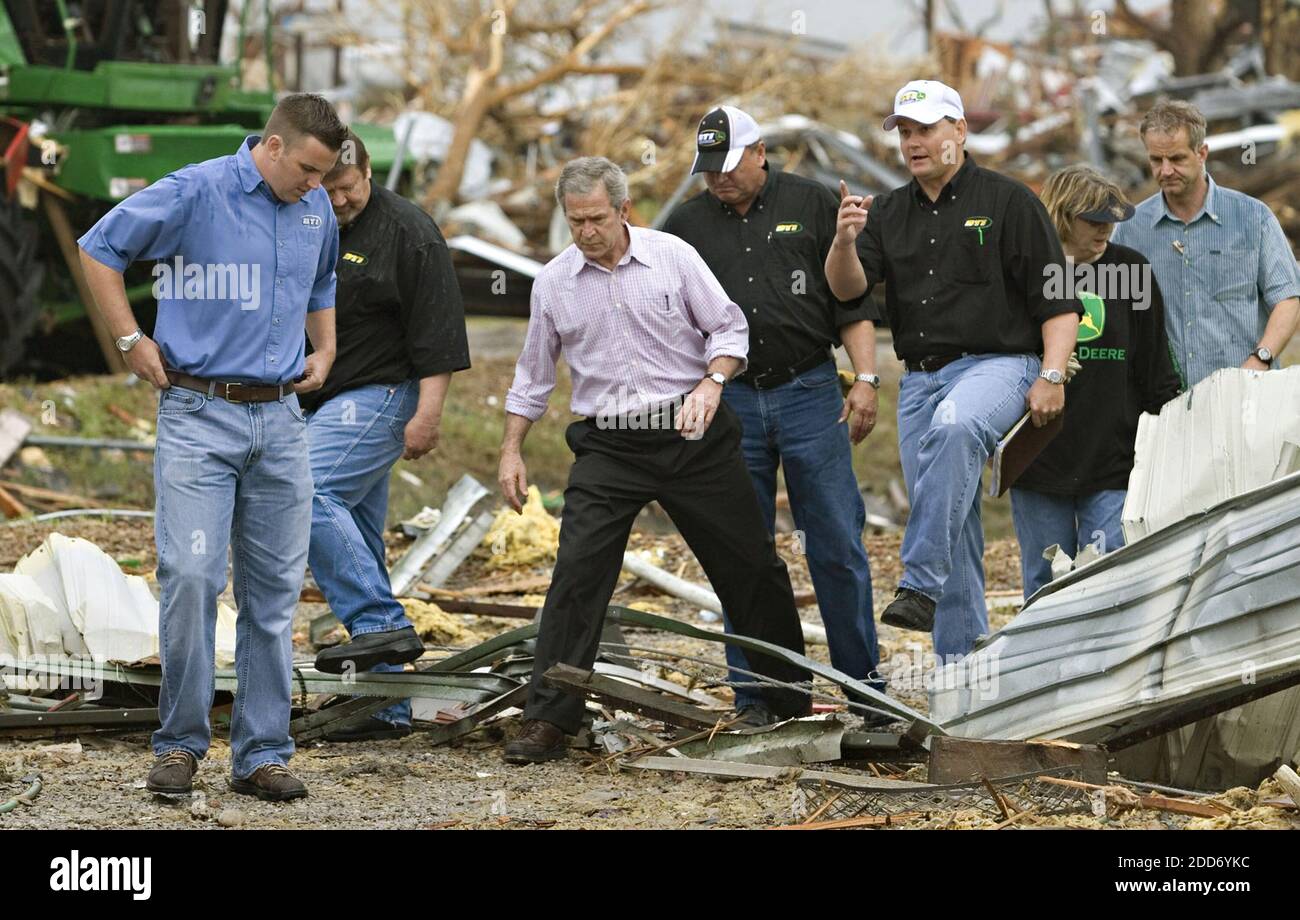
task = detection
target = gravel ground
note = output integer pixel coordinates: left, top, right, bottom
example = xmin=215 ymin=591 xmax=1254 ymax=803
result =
xmin=6 ymin=517 xmax=1291 ymax=830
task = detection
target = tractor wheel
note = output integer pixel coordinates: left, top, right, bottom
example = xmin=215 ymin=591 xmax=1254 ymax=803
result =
xmin=0 ymin=194 xmax=44 ymax=376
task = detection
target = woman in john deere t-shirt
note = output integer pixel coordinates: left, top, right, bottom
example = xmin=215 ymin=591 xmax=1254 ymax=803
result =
xmin=1012 ymin=165 xmax=1183 ymax=600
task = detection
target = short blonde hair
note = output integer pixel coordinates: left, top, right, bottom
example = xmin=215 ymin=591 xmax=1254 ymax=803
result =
xmin=1040 ymin=165 xmax=1131 ymax=243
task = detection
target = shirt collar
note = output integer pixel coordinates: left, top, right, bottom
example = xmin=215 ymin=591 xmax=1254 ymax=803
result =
xmin=235 ymin=135 xmax=268 ymax=195
xmin=911 ymin=153 xmax=977 ymax=205
xmin=1154 ymin=173 xmax=1221 ymax=227
xmin=569 ymin=223 xmax=651 ymax=276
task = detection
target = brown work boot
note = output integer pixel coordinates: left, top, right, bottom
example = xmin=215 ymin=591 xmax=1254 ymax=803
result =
xmin=146 ymin=749 xmax=198 ymax=795
xmin=503 ymin=719 xmax=567 ymax=765
xmin=229 ymin=762 xmax=308 ymax=802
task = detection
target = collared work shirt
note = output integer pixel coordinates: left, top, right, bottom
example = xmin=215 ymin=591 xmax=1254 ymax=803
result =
xmin=855 ymin=155 xmax=1079 ymax=362
xmin=298 ymin=182 xmax=470 ymax=413
xmin=78 ymin=135 xmax=338 ymax=385
xmin=505 ymin=225 xmax=748 ymax=421
xmin=1111 ymin=174 xmax=1300 ymax=387
xmin=661 ymin=166 xmax=878 ymax=372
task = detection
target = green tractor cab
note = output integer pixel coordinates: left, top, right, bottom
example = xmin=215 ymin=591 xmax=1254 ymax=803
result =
xmin=0 ymin=0 xmax=393 ymax=377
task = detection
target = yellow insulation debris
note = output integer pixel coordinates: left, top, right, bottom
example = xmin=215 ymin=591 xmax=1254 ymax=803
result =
xmin=481 ymin=486 xmax=561 ymax=569
xmin=398 ymin=598 xmax=475 ymax=645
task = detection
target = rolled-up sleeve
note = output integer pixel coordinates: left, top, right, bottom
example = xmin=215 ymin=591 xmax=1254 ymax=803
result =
xmin=308 ymin=206 xmax=339 ymax=313
xmin=674 ymin=241 xmax=748 ymax=370
xmin=77 ymin=174 xmax=190 ymax=270
xmin=1258 ymin=204 xmax=1300 ymax=309
xmin=504 ymin=282 xmax=561 ymax=421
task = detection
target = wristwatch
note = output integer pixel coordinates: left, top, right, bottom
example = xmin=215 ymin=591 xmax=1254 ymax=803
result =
xmin=704 ymin=371 xmax=727 ymax=386
xmin=1252 ymin=345 xmax=1273 ymax=364
xmin=1039 ymin=368 xmax=1065 ymax=385
xmin=854 ymin=373 xmax=881 ymax=389
xmin=115 ymin=329 xmax=144 ymax=352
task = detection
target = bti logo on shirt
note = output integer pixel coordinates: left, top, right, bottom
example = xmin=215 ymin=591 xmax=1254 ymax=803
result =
xmin=302 ymin=215 xmax=323 ymax=228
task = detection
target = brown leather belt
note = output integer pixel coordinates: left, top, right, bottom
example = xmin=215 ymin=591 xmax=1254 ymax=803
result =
xmin=165 ymin=370 xmax=291 ymax=403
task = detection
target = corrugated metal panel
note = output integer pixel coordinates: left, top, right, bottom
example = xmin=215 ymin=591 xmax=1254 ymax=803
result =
xmin=1123 ymin=367 xmax=1300 ymax=541
xmin=930 ymin=468 xmax=1300 ymax=748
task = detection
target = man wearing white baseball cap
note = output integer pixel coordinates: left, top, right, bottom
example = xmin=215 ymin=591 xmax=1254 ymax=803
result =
xmin=826 ymin=79 xmax=1082 ymax=661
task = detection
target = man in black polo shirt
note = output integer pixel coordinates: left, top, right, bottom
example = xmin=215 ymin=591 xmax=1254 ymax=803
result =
xmin=303 ymin=130 xmax=471 ymax=739
xmin=662 ymin=106 xmax=884 ymax=725
xmin=826 ymin=80 xmax=1080 ymax=660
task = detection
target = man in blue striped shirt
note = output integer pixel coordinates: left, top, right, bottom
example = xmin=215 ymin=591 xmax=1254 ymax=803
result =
xmin=78 ymin=94 xmax=345 ymax=802
xmin=1112 ymin=101 xmax=1299 ymax=388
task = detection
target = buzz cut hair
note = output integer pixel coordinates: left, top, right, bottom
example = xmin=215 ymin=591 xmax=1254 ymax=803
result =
xmin=263 ymin=93 xmax=349 ymax=152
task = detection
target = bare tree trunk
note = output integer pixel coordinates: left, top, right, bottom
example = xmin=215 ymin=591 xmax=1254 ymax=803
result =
xmin=1260 ymin=0 xmax=1300 ymax=81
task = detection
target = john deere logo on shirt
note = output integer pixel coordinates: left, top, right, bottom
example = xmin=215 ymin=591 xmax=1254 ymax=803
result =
xmin=341 ymin=251 xmax=368 ymax=265
xmin=698 ymin=129 xmax=727 ymax=147
xmin=773 ymin=222 xmax=803 ymax=234
xmin=1076 ymin=291 xmax=1106 ymax=343
xmin=302 ymin=215 xmax=322 ymax=228
xmin=899 ymin=90 xmax=927 ymax=105
xmin=963 ymin=216 xmax=992 ymax=244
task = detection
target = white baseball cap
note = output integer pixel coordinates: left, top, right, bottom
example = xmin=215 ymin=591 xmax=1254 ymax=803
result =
xmin=882 ymin=80 xmax=965 ymax=131
xmin=691 ymin=105 xmax=763 ymax=174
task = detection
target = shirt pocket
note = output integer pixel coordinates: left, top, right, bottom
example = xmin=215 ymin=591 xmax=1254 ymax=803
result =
xmin=632 ymin=292 xmax=691 ymax=345
xmin=946 ymin=229 xmax=994 ymax=285
xmin=1208 ymin=249 xmax=1258 ymax=302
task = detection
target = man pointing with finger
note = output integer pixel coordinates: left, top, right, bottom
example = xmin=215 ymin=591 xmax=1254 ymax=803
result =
xmin=662 ymin=106 xmax=883 ymax=726
xmin=825 ymin=81 xmax=1079 ymax=660
xmin=499 ymin=156 xmax=813 ymax=764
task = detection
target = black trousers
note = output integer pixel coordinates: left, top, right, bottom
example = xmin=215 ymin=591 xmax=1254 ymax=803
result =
xmin=524 ymin=401 xmax=813 ymax=734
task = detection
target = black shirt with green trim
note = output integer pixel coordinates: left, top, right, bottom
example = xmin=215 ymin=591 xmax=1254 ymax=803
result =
xmin=662 ymin=166 xmax=879 ymax=373
xmin=1016 ymin=242 xmax=1183 ymax=495
xmin=855 ymin=154 xmax=1081 ymax=361
xmin=300 ymin=182 xmax=471 ymax=413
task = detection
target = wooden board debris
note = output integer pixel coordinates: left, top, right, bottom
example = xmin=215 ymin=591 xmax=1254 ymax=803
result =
xmin=929 ymin=736 xmax=1109 ymax=785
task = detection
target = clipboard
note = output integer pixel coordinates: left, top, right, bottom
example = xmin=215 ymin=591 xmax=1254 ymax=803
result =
xmin=988 ymin=410 xmax=1065 ymax=497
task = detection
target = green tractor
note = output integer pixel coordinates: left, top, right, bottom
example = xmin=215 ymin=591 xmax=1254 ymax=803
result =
xmin=0 ymin=0 xmax=394 ymax=377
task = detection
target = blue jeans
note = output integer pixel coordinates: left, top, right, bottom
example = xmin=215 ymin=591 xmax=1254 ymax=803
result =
xmin=306 ymin=381 xmax=417 ymax=726
xmin=151 ymin=385 xmax=313 ymax=779
xmin=721 ymin=359 xmax=879 ymax=709
xmin=896 ymin=353 xmax=1040 ymax=659
xmin=1010 ymin=487 xmax=1126 ymax=600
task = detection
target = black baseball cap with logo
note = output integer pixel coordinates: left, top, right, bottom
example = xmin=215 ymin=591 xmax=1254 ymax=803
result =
xmin=691 ymin=105 xmax=763 ymax=175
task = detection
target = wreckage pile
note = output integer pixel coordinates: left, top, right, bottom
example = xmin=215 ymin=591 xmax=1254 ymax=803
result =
xmin=4 ymin=451 xmax=1299 ymax=828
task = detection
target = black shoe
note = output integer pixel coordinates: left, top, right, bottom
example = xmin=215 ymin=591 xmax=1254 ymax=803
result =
xmin=880 ymin=587 xmax=937 ymax=633
xmin=146 ymin=749 xmax=197 ymax=795
xmin=230 ymin=763 xmax=308 ymax=802
xmin=733 ymin=704 xmax=780 ymax=728
xmin=314 ymin=626 xmax=425 ymax=674
xmin=323 ymin=716 xmax=413 ymax=743
xmin=503 ymin=719 xmax=567 ymax=764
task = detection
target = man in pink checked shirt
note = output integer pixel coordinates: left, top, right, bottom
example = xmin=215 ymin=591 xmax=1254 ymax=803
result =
xmin=498 ymin=156 xmax=814 ymax=764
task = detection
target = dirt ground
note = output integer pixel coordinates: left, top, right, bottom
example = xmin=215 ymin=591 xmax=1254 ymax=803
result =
xmin=4 ymin=516 xmax=1295 ymax=830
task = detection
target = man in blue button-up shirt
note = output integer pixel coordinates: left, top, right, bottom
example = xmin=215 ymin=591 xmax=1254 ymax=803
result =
xmin=77 ymin=93 xmax=345 ymax=802
xmin=1112 ymin=100 xmax=1300 ymax=388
